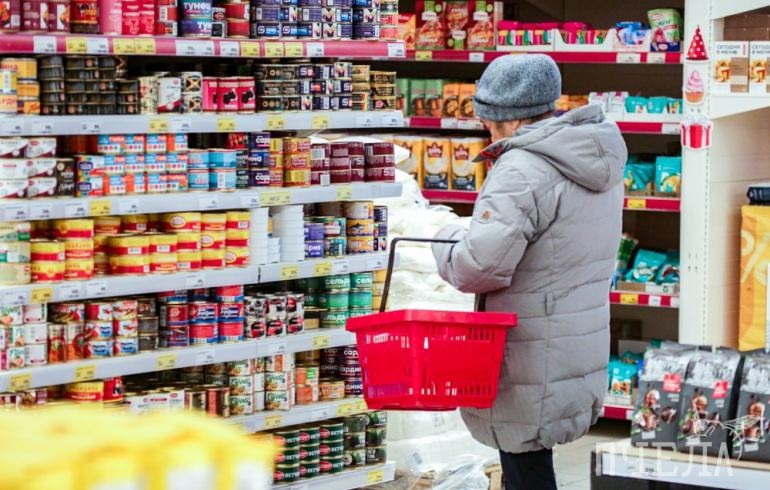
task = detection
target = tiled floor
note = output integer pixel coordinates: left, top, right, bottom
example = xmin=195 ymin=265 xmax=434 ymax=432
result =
xmin=553 ymin=419 xmax=630 ymax=489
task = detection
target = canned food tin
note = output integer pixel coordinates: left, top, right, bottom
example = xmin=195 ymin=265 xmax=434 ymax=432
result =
xmin=365 ymin=445 xmax=387 ymax=464
xmin=84 ymin=320 xmax=112 ymax=340
xmin=188 ymin=301 xmax=218 ymax=323
xmin=163 ymin=212 xmax=201 ymax=231
xmin=85 ymin=339 xmax=113 ymax=358
xmin=160 ymin=325 xmax=189 ymax=347
xmin=319 ymin=379 xmax=345 ymax=401
xmin=343 ymin=413 xmax=367 ymax=433
xmin=206 ymin=387 xmax=230 ymax=417
xmin=161 ymin=303 xmax=189 ymax=327
xmin=230 ymin=394 xmax=253 ymax=416
xmin=189 ymin=322 xmax=217 ymax=344
xmin=323 ymin=274 xmax=351 ymax=290
xmin=113 ymin=336 xmax=139 ymax=356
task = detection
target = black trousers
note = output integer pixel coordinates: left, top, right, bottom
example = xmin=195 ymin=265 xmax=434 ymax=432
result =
xmin=500 ymin=449 xmax=557 ymax=490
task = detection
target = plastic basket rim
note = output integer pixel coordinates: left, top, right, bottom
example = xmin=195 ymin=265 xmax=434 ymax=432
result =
xmin=346 ymin=308 xmax=517 ymax=331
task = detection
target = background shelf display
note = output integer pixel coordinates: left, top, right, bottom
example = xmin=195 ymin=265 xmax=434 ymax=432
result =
xmin=405 ymin=116 xmax=681 ymax=135
xmin=231 ymin=398 xmax=368 ymax=434
xmin=273 ymin=462 xmax=395 ymax=489
xmin=0 ymin=183 xmax=403 ymax=222
xmin=405 ymin=49 xmax=683 ymax=64
xmin=422 ymin=191 xmax=681 ymax=212
xmin=0 ymin=112 xmax=405 ymax=137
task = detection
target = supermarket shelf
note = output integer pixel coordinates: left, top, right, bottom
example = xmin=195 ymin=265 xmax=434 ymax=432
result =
xmin=0 ymin=111 xmax=404 ymax=137
xmin=0 ymin=253 xmax=388 ymax=307
xmin=0 ymin=328 xmax=356 ymax=392
xmin=405 ymin=116 xmax=681 ymax=135
xmin=610 ymin=290 xmax=679 ymax=308
xmin=711 ymin=0 xmax=767 ymax=20
xmin=423 ymin=190 xmax=681 ymax=212
xmin=597 ymin=439 xmax=770 ymax=489
xmin=600 ymin=404 xmax=634 ymax=421
xmin=0 ymin=182 xmax=403 ymax=222
xmin=710 ymin=94 xmax=770 ymax=119
xmin=274 ymin=462 xmax=395 ymax=490
xmin=230 ymin=398 xmax=367 ymax=434
xmin=0 ymin=34 xmax=406 ymax=59
xmin=405 ymin=49 xmax=682 ymax=64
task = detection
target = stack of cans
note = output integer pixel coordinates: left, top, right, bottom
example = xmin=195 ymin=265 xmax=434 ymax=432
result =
xmin=156 ymin=0 xmax=179 ymax=35
xmin=321 ymin=0 xmax=353 ymax=39
xmin=304 ymin=221 xmax=324 ymax=259
xmin=223 ymin=0 xmax=250 ymax=37
xmin=310 ymin=142 xmax=331 ymax=186
xmin=266 ymin=352 xmax=294 ymax=410
xmin=351 ymin=64 xmax=370 ymax=111
xmin=370 ymin=70 xmax=396 ymax=111
xmin=268 ymin=135 xmax=284 ymax=185
xmin=379 ymin=0 xmax=398 ymax=39
xmin=37 ymin=56 xmax=64 ymax=116
xmin=343 ymin=414 xmax=367 ymax=468
xmin=352 ymin=0 xmax=378 ymax=39
xmin=364 ymin=141 xmax=396 ymax=184
xmin=319 ymin=421 xmax=345 ymax=474
xmin=338 ymin=344 xmax=363 ymax=397
xmin=297 ymin=0 xmax=322 ymax=39
xmin=246 ymin=132 xmax=271 ymax=187
xmin=328 ymin=142 xmax=351 ymax=184
xmin=226 ymin=358 xmax=257 ymax=416
xmin=273 ymin=427 xmax=301 ymax=483
xmin=365 ymin=411 xmax=388 ymax=465
xmin=250 ymin=0 xmax=283 ymax=38
xmin=283 ymin=136 xmax=311 ymax=187
xmin=180 ymin=71 xmax=203 ymax=113
xmin=299 ymin=425 xmax=321 ymax=479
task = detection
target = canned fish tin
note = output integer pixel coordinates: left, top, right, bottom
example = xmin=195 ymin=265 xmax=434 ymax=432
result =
xmin=230 ymin=394 xmax=253 ymax=416
xmin=319 ymin=290 xmax=349 ymax=310
xmin=344 ymin=448 xmax=366 ymax=467
xmin=189 ymin=323 xmax=217 ymax=344
xmin=300 ymin=427 xmax=321 ymax=447
xmin=266 ymin=390 xmax=292 ymax=410
xmin=319 ymin=379 xmax=345 ymax=401
xmin=229 ymin=375 xmax=254 ymax=395
xmin=300 ymin=461 xmax=320 ymax=479
xmin=319 ymin=455 xmax=344 ymax=474
xmin=188 ymin=301 xmax=218 ymax=323
xmin=323 ymin=274 xmax=351 ymax=290
xmin=349 ymin=272 xmax=373 ymax=289
xmin=365 ymin=445 xmax=387 ymax=464
xmin=113 ymin=336 xmax=139 ymax=356
xmin=209 ymin=169 xmax=237 ymax=191
xmin=343 ymin=413 xmax=367 ymax=433
xmin=85 ymin=339 xmax=113 ymax=358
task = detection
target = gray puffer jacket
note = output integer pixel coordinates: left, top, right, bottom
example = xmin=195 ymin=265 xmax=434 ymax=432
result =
xmin=432 ymin=104 xmax=627 ymax=454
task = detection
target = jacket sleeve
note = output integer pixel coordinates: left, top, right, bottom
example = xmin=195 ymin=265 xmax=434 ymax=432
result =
xmin=431 ymin=163 xmax=537 ymax=294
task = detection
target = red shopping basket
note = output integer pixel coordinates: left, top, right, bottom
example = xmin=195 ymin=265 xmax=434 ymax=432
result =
xmin=346 ymin=237 xmax=517 ymax=411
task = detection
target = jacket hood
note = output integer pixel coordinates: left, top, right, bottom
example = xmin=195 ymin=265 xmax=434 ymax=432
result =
xmin=476 ymin=104 xmax=627 ymax=192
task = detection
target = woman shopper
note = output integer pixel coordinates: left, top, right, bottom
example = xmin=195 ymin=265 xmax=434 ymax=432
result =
xmin=432 ymin=54 xmax=627 ymax=489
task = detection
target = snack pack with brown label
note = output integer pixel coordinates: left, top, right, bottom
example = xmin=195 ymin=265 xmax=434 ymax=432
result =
xmin=631 ymin=347 xmax=694 ymax=447
xmin=734 ymin=352 xmax=770 ymax=462
xmin=675 ymin=349 xmax=742 ymax=456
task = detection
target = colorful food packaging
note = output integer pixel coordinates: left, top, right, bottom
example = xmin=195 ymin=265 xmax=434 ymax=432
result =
xmin=423 ymin=136 xmax=451 ymax=189
xmin=749 ymin=42 xmax=770 ymax=95
xmin=416 ymin=0 xmax=446 ymax=49
xmin=450 ymin=137 xmax=486 ymax=191
xmin=734 ymin=352 xmax=770 ymax=462
xmin=392 ymin=135 xmax=424 ymax=184
xmin=398 ymin=13 xmax=416 ymax=50
xmin=625 ymin=249 xmax=667 ymax=283
xmin=424 ymin=79 xmax=444 ymax=118
xmin=445 ymin=0 xmax=469 ymax=50
xmin=441 ymin=82 xmax=460 ymax=118
xmin=740 ymin=205 xmax=770 ymax=350
xmin=655 ymin=156 xmax=682 ymax=195
xmin=623 ymin=159 xmax=654 ymax=193
xmin=409 ymin=79 xmax=426 ymax=117
xmin=458 ymin=83 xmax=476 ymax=118
xmin=713 ymin=42 xmax=749 ymax=94
xmin=395 ymin=78 xmax=409 ymax=115
xmin=467 ymin=0 xmax=496 ymax=50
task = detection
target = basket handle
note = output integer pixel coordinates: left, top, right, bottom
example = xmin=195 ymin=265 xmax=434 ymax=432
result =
xmin=380 ymin=237 xmax=487 ymax=313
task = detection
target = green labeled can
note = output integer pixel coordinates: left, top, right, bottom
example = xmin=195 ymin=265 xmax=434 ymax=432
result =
xmin=300 ymin=460 xmax=321 ymax=479
xmin=366 ymin=427 xmax=387 ymax=446
xmin=274 ymin=429 xmax=301 ymax=448
xmin=348 ymin=307 xmax=372 ymax=319
xmin=320 ymin=455 xmax=345 ymax=474
xmin=274 ymin=463 xmax=301 ymax=483
xmin=304 ymin=291 xmax=320 ymax=307
xmin=300 ymin=443 xmax=321 ymax=461
xmin=349 ymin=288 xmax=373 ymax=308
xmin=344 ymin=448 xmax=367 ymax=467
xmin=321 ymin=308 xmax=349 ymax=328
xmin=277 ymin=447 xmax=301 ymax=465
xmin=299 ymin=426 xmax=320 ymax=445
xmin=366 ymin=410 xmax=388 ymax=428
xmin=319 ymin=290 xmax=350 ymax=309
xmin=324 ymin=236 xmax=347 ymax=258
xmin=349 ymin=272 xmax=373 ymax=289
xmin=343 ymin=414 xmax=368 ymax=433
xmin=366 ymin=446 xmax=387 ymax=465
xmin=323 ymin=274 xmax=351 ymax=290
xmin=320 ymin=439 xmax=345 ymax=457
xmin=320 ymin=421 xmax=345 ymax=440
xmin=344 ymin=431 xmax=366 ymax=450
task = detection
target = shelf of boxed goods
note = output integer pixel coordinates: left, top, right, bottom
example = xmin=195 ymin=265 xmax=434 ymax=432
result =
xmin=230 ymin=397 xmax=368 ymax=434
xmin=0 ymin=326 xmax=357 ymax=392
xmin=0 ymin=111 xmax=405 ymax=138
xmin=406 ymin=114 xmax=682 ymax=135
xmin=0 ymin=252 xmax=388 ymax=307
xmin=0 ymin=182 xmax=403 ymax=222
xmin=405 ymin=49 xmax=683 ymax=64
xmin=273 ymin=462 xmax=396 ymax=489
xmin=0 ymin=34 xmax=407 ymax=60
xmin=595 ymin=439 xmax=770 ymax=489
xmin=422 ymin=190 xmax=681 ymax=212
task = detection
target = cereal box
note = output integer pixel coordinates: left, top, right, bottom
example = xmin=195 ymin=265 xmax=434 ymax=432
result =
xmin=467 ymin=0 xmax=496 ymax=50
xmin=416 ymin=0 xmax=447 ymax=50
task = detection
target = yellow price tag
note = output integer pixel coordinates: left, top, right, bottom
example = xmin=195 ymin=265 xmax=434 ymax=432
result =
xmin=112 ymin=38 xmax=135 ymax=54
xmin=217 ymin=117 xmax=236 ymax=132
xmin=312 ymin=334 xmax=331 ymax=349
xmin=65 ymin=37 xmax=87 ymax=53
xmin=156 ymin=353 xmax=177 ymax=370
xmin=311 ymin=115 xmax=329 ymax=129
xmin=415 ymin=50 xmax=433 ymax=60
xmin=284 ymin=42 xmax=304 ymax=57
xmin=148 ymin=117 xmax=169 ymax=133
xmin=281 ymin=265 xmax=299 ymax=281
xmin=335 ymin=186 xmax=353 ymax=201
xmin=30 ymin=287 xmax=53 ymax=304
xmin=336 ymin=402 xmax=355 ymax=417
xmin=135 ymin=38 xmax=156 ymax=55
xmin=264 ymin=415 xmax=284 ymax=429
xmin=240 ymin=42 xmax=260 ymax=57
xmin=89 ymin=199 xmax=112 ymax=217
xmin=367 ymin=469 xmax=385 ymax=485
xmin=626 ymin=198 xmax=646 ymax=209
xmin=314 ymin=261 xmax=332 ymax=276
xmin=264 ymin=42 xmax=284 ymax=57
xmin=261 ymin=190 xmax=292 ymax=206
xmin=353 ymin=399 xmax=368 ymax=412
xmin=10 ymin=374 xmax=32 ymax=391
xmin=620 ymin=293 xmax=639 ymax=305
xmin=266 ymin=115 xmax=285 ymax=131
xmin=74 ymin=364 xmax=96 ymax=382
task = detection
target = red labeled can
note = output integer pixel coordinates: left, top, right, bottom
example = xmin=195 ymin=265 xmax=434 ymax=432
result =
xmin=224 ymin=1 xmax=248 ymax=20
xmin=237 ymin=77 xmax=256 ymax=113
xmin=161 ymin=302 xmax=189 ymax=327
xmin=139 ymin=5 xmax=154 ymax=34
xmin=365 ymin=165 xmax=396 ymax=182
xmin=227 ymin=19 xmax=249 ymax=37
xmin=218 ymin=302 xmax=244 ymax=321
xmin=47 ymin=0 xmax=69 ymax=32
xmin=202 ymin=77 xmax=218 ymax=112
xmin=22 ymin=0 xmax=48 ymax=32
xmin=189 ymin=322 xmax=217 ymax=344
xmin=218 ymin=77 xmax=239 ymax=112
xmin=189 ymin=301 xmax=218 ymax=324
xmin=351 ymin=168 xmax=364 ymax=182
xmin=85 ymin=301 xmax=113 ymax=322
xmin=70 ymin=0 xmax=99 ymax=33
xmin=218 ymin=321 xmax=243 ymax=342
xmin=214 ymin=285 xmax=244 ymax=302
xmin=122 ymin=11 xmax=140 ymax=35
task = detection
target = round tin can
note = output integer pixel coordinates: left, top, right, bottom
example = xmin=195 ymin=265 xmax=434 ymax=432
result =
xmin=163 ymin=212 xmax=201 ymax=231
xmin=349 ymin=272 xmax=373 ymax=289
xmin=246 ymin=315 xmax=266 ymax=339
xmin=202 ymin=77 xmax=218 ymax=111
xmin=188 ymin=301 xmax=218 ymax=324
xmin=300 ymin=461 xmax=320 ymax=479
xmin=237 ymin=76 xmax=256 ymax=112
xmin=344 ymin=448 xmax=366 ymax=467
xmin=343 ymin=414 xmax=367 ymax=434
xmin=324 ymin=236 xmax=346 ymax=258
xmin=138 ymin=334 xmax=158 ymax=351
xmin=113 ymin=336 xmax=139 ymax=356
xmin=176 ymin=232 xmax=201 ymax=251
xmin=300 ymin=426 xmax=321 ymax=445
xmin=209 ymin=169 xmax=237 ymax=191
xmin=323 ymin=274 xmax=351 ymax=290
xmin=254 ymin=6 xmax=280 ymax=21
xmin=320 ymin=308 xmax=348 ymax=329
xmin=365 ymin=446 xmax=387 ymax=464
xmin=138 ymin=316 xmax=159 ymax=335
xmin=319 ymin=290 xmax=349 ymax=309
xmin=274 ymin=464 xmax=300 ymax=484
xmin=190 ymin=322 xmax=218 ymax=344
xmin=276 ymin=429 xmax=302 ymax=448
xmin=217 ymin=77 xmax=239 ymax=112
xmin=160 ymin=325 xmax=189 ymax=347
xmin=161 ymin=302 xmax=189 ymax=327
xmin=188 ymin=149 xmax=209 ymax=169
xmin=206 ymin=386 xmax=230 ymax=417
xmin=319 ymin=455 xmax=344 ymax=474
xmin=70 ymin=0 xmax=99 ymax=33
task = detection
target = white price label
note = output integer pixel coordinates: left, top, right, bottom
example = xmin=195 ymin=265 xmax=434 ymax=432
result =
xmin=195 ymin=349 xmax=216 ymax=365
xmin=170 ymin=118 xmax=192 ymax=133
xmin=1 ymin=121 xmax=23 ymax=135
xmin=65 ymin=202 xmax=87 ymax=218
xmin=29 ymin=204 xmax=52 ymax=220
xmin=2 ymin=290 xmax=29 ymax=307
xmin=86 ymin=37 xmax=109 ymax=54
xmin=367 ymin=256 xmax=386 ymax=270
xmin=440 ymin=118 xmax=458 ymax=129
xmin=267 ymin=341 xmax=287 ymax=355
xmin=239 ymin=193 xmax=260 ymax=208
xmin=306 ymin=43 xmax=324 ymax=57
xmin=312 ymin=406 xmax=332 ymax=421
xmin=80 ymin=121 xmax=102 ymax=134
xmin=648 ymin=295 xmax=662 ymax=307
xmin=3 ymin=204 xmax=28 ymax=221
xmin=457 ymin=119 xmax=485 ymax=131
xmin=616 ymin=52 xmax=641 ymax=64
xmin=646 ymin=52 xmax=666 ymax=64
xmin=661 ymin=123 xmax=680 ymax=135
xmin=185 ymin=273 xmax=205 ymax=289
xmin=355 ymin=114 xmax=374 ymax=128
xmin=118 ymin=199 xmax=140 ymax=215
xmin=176 ymin=40 xmax=215 ymax=56
xmin=332 ymin=259 xmax=349 ymax=274
xmin=31 ymin=121 xmax=54 ymax=135
xmin=198 ymin=196 xmax=219 ymax=210
xmin=220 ymin=41 xmax=240 ymax=57
xmin=469 ymin=52 xmax=484 ymax=62
xmin=387 ymin=42 xmax=405 ymax=58
xmin=670 ymin=296 xmax=680 ymax=308
xmin=382 ymin=114 xmax=403 ymax=127
xmin=33 ymin=35 xmax=57 ymax=53
xmin=59 ymin=283 xmax=83 ymax=301
xmin=85 ymin=280 xmax=108 ymax=298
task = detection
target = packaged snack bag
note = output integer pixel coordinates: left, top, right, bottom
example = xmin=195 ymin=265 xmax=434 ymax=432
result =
xmin=734 ymin=352 xmax=770 ymax=462
xmin=625 ymin=249 xmax=667 ymax=283
xmin=675 ymin=349 xmax=742 ymax=456
xmin=396 ymin=78 xmax=409 ymax=115
xmin=739 ymin=206 xmax=770 ymax=351
xmin=631 ymin=348 xmax=694 ymax=447
xmin=467 ymin=0 xmax=496 ymax=50
xmin=398 ymin=13 xmax=416 ymax=50
xmin=445 ymin=0 xmax=469 ymax=50
xmin=416 ymin=0 xmax=447 ymax=50
xmin=655 ymin=156 xmax=682 ymax=195
xmin=655 ymin=251 xmax=680 ymax=285
xmin=442 ymin=82 xmax=461 ymax=118
xmin=409 ymin=79 xmax=426 ymax=116
xmin=459 ymin=83 xmax=476 ymax=118
xmin=425 ymin=79 xmax=444 ymax=118
xmin=647 ymin=8 xmax=683 ymax=47
xmin=608 ymin=358 xmax=638 ymax=396
xmin=623 ymin=160 xmax=654 ymax=192
xmin=450 ymin=137 xmax=486 ymax=190
xmin=423 ymin=136 xmax=451 ymax=189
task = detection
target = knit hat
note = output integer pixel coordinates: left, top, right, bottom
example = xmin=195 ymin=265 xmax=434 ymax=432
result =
xmin=473 ymin=54 xmax=562 ymax=122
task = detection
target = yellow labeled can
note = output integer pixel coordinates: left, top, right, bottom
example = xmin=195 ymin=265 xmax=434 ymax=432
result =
xmin=30 ymin=239 xmax=65 ymax=262
xmin=163 ymin=212 xmax=201 ymax=232
xmin=107 ymin=234 xmax=150 ymax=256
xmin=93 ymin=253 xmax=109 ymax=275
xmin=200 ymin=230 xmax=226 ymax=250
xmin=226 ymin=211 xmax=250 ymax=230
xmin=347 ymin=236 xmax=374 ymax=254
xmin=54 ymin=219 xmax=94 ymax=239
xmin=148 ymin=233 xmax=177 ymax=254
xmin=177 ymin=250 xmax=202 ymax=271
xmin=225 ymin=247 xmax=249 ymax=267
xmin=122 ymin=214 xmax=149 ymax=233
xmin=94 ymin=216 xmax=122 ymax=235
xmin=1 ymin=58 xmax=37 ymax=80
xmin=225 ymin=228 xmax=249 ymax=247
xmin=64 ymin=238 xmax=95 ymax=259
xmin=150 ymin=252 xmax=178 ymax=274
xmin=176 ymin=232 xmax=201 ymax=251
xmin=346 ymin=219 xmax=374 ymax=237
xmin=283 ymin=169 xmax=311 ymax=187
xmin=201 ymin=212 xmax=227 ymax=231
xmin=202 ymin=248 xmax=226 ymax=269
xmin=64 ymin=258 xmax=95 ymax=281
xmin=93 ymin=234 xmax=109 ymax=253
xmin=17 ymin=81 xmax=39 ymax=98
xmin=31 ymin=260 xmax=65 ymax=283
xmin=108 ymin=255 xmax=150 ymax=275
xmin=373 ymin=269 xmax=387 ymax=283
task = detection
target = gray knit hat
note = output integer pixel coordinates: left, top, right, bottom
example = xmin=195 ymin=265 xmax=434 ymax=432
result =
xmin=473 ymin=54 xmax=562 ymax=121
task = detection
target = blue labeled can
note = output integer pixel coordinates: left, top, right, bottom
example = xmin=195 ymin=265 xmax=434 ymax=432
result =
xmin=145 ymin=134 xmax=167 ymax=153
xmin=144 ymin=153 xmax=164 ymax=172
xmin=248 ymin=132 xmax=271 ymax=149
xmin=189 ymin=169 xmax=209 ymax=190
xmin=304 ymin=222 xmax=325 ymax=241
xmin=305 ymin=240 xmax=324 ymax=258
xmin=209 ymin=149 xmax=238 ymax=168
xmin=124 ymin=153 xmax=145 ymax=174
xmin=188 ymin=150 xmax=210 ymax=169
xmin=248 ymin=168 xmax=270 ymax=187
xmin=165 ymin=152 xmax=188 ymax=173
xmin=209 ymin=169 xmax=237 ymax=191
xmin=248 ymin=149 xmax=270 ymax=168
xmin=146 ymin=172 xmax=166 ymax=193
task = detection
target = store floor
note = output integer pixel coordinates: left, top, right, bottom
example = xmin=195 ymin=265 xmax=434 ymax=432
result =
xmin=553 ymin=419 xmax=630 ymax=489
